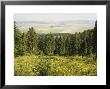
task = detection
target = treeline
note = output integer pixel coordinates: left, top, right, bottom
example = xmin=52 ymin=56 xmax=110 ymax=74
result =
xmin=14 ymin=21 xmax=97 ymax=57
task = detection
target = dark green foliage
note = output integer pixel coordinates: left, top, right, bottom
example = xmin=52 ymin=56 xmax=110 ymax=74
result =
xmin=44 ymin=33 xmax=55 ymax=55
xmin=65 ymin=36 xmax=70 ymax=55
xmin=14 ymin=21 xmax=24 ymax=57
xmin=54 ymin=36 xmax=59 ymax=55
xmin=14 ymin=21 xmax=97 ymax=57
xmin=69 ymin=35 xmax=76 ymax=56
xmin=26 ymin=27 xmax=37 ymax=54
xmin=93 ymin=21 xmax=97 ymax=54
xmin=74 ymin=32 xmax=81 ymax=55
xmin=21 ymin=33 xmax=27 ymax=55
xmin=37 ymin=36 xmax=45 ymax=55
xmin=54 ymin=36 xmax=65 ymax=55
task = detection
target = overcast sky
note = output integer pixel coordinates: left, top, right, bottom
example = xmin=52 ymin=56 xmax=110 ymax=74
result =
xmin=14 ymin=13 xmax=97 ymax=22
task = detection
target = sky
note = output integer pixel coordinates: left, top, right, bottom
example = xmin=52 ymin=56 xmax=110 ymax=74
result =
xmin=14 ymin=13 xmax=96 ymax=22
xmin=14 ymin=13 xmax=97 ymax=34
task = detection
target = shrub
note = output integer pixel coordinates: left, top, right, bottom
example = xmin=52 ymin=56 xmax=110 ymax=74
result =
xmin=14 ymin=55 xmax=97 ymax=76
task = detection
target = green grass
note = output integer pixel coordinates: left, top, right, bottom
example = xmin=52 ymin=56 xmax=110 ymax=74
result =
xmin=14 ymin=55 xmax=97 ymax=76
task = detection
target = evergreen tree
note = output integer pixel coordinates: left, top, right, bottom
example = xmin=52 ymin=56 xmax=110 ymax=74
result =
xmin=54 ymin=36 xmax=60 ymax=55
xmin=14 ymin=21 xmax=23 ymax=56
xmin=37 ymin=36 xmax=45 ymax=55
xmin=44 ymin=33 xmax=55 ymax=55
xmin=93 ymin=21 xmax=97 ymax=54
xmin=74 ymin=33 xmax=81 ymax=55
xmin=65 ymin=36 xmax=70 ymax=56
xmin=21 ymin=33 xmax=27 ymax=55
xmin=59 ymin=36 xmax=66 ymax=56
xmin=68 ymin=34 xmax=75 ymax=56
xmin=26 ymin=27 xmax=37 ymax=54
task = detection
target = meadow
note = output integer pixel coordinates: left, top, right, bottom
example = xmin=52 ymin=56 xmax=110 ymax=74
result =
xmin=14 ymin=55 xmax=97 ymax=76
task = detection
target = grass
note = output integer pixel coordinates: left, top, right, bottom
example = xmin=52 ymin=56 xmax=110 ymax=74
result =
xmin=14 ymin=55 xmax=97 ymax=76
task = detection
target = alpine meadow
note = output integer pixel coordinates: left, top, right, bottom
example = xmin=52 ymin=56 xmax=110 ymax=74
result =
xmin=14 ymin=13 xmax=97 ymax=76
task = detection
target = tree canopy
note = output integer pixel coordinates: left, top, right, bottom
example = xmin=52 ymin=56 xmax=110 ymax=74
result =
xmin=14 ymin=21 xmax=97 ymax=57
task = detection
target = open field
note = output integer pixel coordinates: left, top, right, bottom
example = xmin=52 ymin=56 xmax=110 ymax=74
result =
xmin=14 ymin=55 xmax=97 ymax=76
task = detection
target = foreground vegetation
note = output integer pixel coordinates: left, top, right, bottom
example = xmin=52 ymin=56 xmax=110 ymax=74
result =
xmin=14 ymin=55 xmax=96 ymax=76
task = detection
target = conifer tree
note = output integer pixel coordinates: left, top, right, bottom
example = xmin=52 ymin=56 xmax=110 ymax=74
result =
xmin=44 ymin=33 xmax=55 ymax=55
xmin=26 ymin=27 xmax=37 ymax=54
xmin=14 ymin=21 xmax=23 ymax=56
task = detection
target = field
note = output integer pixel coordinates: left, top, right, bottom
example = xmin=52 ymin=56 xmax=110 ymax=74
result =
xmin=14 ymin=55 xmax=97 ymax=76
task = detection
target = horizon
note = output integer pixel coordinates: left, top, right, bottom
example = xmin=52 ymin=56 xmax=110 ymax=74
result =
xmin=15 ymin=20 xmax=96 ymax=34
xmin=14 ymin=13 xmax=96 ymax=34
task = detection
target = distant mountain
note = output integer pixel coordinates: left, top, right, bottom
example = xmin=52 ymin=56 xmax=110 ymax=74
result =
xmin=15 ymin=20 xmax=95 ymax=34
xmin=37 ymin=33 xmax=71 ymax=36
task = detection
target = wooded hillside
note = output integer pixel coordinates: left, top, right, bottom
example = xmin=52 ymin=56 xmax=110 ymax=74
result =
xmin=14 ymin=21 xmax=97 ymax=57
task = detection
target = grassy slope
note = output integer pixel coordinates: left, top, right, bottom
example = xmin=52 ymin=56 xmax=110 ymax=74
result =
xmin=14 ymin=55 xmax=97 ymax=76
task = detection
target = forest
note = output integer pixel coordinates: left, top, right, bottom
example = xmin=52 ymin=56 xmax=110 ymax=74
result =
xmin=14 ymin=21 xmax=97 ymax=76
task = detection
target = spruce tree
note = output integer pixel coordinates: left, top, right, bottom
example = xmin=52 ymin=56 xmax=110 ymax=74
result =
xmin=14 ymin=21 xmax=23 ymax=56
xmin=26 ymin=27 xmax=37 ymax=54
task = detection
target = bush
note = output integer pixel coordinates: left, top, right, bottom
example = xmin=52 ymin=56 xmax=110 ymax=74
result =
xmin=14 ymin=55 xmax=97 ymax=76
